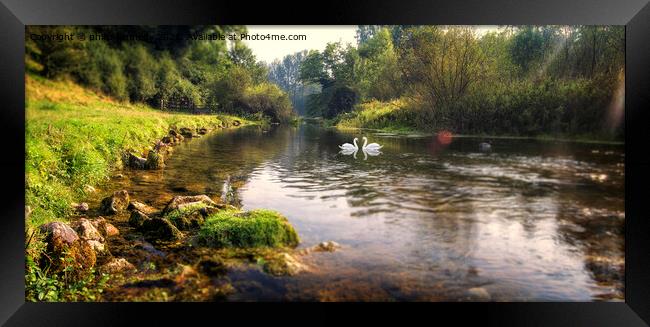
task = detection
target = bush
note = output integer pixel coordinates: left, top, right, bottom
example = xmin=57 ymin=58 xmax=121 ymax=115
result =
xmin=198 ymin=209 xmax=299 ymax=248
xmin=242 ymin=83 xmax=294 ymax=123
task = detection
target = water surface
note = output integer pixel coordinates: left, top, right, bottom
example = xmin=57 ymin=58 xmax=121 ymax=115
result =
xmin=113 ymin=124 xmax=625 ymax=301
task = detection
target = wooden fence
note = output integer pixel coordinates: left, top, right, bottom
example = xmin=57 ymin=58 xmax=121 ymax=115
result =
xmin=159 ymin=98 xmax=217 ymax=115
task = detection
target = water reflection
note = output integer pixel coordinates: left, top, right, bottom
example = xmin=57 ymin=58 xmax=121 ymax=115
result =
xmin=108 ymin=124 xmax=625 ymax=301
xmin=338 ymin=147 xmax=382 ymax=160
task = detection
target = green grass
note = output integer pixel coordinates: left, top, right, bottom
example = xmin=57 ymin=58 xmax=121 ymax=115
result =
xmin=336 ymin=98 xmax=624 ymax=144
xmin=25 ymin=74 xmax=256 ymax=227
xmin=197 ymin=209 xmax=299 ymax=248
xmin=335 ymin=99 xmax=417 ymax=133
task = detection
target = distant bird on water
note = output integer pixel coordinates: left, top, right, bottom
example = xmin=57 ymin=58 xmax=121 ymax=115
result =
xmin=479 ymin=141 xmax=492 ymax=152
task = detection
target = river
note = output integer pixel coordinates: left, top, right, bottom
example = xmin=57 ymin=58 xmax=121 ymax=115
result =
xmin=107 ymin=124 xmax=625 ymax=301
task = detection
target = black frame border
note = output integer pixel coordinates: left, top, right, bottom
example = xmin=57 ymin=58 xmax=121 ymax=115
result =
xmin=1 ymin=0 xmax=649 ymax=326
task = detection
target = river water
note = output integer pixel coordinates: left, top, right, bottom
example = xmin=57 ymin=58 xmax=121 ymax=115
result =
xmin=112 ymin=124 xmax=625 ymax=301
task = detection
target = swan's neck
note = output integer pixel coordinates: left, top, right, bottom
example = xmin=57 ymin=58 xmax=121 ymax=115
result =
xmin=362 ymin=137 xmax=368 ymax=148
xmin=353 ymin=138 xmax=358 ymax=148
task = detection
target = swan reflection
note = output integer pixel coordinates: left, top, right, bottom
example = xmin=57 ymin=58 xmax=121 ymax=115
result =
xmin=339 ymin=147 xmax=382 ymax=160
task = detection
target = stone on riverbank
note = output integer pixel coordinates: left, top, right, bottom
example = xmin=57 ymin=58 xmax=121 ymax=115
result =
xmin=90 ymin=217 xmax=120 ymax=237
xmin=128 ymin=153 xmax=147 ymax=169
xmin=141 ymin=217 xmax=183 ymax=242
xmin=38 ymin=222 xmax=96 ymax=274
xmin=179 ymin=127 xmax=195 ymax=138
xmin=129 ymin=210 xmax=150 ymax=228
xmin=145 ymin=150 xmax=165 ymax=169
xmin=100 ymin=258 xmax=137 ymax=274
xmin=72 ymin=202 xmax=89 ymax=213
xmin=72 ymin=218 xmax=104 ymax=243
xmin=127 ymin=201 xmax=158 ymax=215
xmin=163 ymin=195 xmax=217 ymax=214
xmin=100 ymin=190 xmax=130 ymax=215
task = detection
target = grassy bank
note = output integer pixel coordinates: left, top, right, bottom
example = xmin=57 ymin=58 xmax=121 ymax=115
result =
xmin=334 ymin=97 xmax=624 ymax=144
xmin=26 ymin=74 xmax=256 ymax=227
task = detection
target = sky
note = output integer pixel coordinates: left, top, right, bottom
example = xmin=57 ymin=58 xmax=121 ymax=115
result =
xmin=244 ymin=26 xmax=503 ymax=64
xmin=243 ymin=26 xmax=358 ymax=64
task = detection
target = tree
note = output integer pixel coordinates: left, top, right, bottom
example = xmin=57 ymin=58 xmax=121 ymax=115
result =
xmin=398 ymin=26 xmax=487 ymax=111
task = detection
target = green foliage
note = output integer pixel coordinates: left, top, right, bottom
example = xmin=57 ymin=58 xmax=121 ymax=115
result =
xmin=24 ymin=76 xmax=248 ymax=227
xmin=332 ymin=25 xmax=624 ymax=140
xmin=198 ymin=209 xmax=300 ymax=248
xmin=242 ymin=83 xmax=295 ymax=123
xmin=26 ymin=25 xmax=294 ymax=122
xmin=25 ymin=239 xmax=109 ymax=302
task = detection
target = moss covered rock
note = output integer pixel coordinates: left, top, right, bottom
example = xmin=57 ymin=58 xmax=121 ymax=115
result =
xmin=141 ymin=217 xmax=183 ymax=242
xmin=197 ymin=209 xmax=299 ymax=248
xmin=100 ymin=190 xmax=130 ymax=215
xmin=145 ymin=150 xmax=165 ymax=169
xmin=165 ymin=202 xmax=209 ymax=230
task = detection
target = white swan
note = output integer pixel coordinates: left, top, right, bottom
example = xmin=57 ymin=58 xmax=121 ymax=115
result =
xmin=362 ymin=137 xmax=382 ymax=150
xmin=339 ymin=137 xmax=359 ymax=151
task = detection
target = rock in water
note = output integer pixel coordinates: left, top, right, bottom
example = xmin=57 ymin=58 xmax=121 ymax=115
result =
xmin=128 ymin=153 xmax=147 ymax=169
xmin=129 ymin=210 xmax=150 ymax=228
xmin=145 ymin=150 xmax=165 ymax=169
xmin=127 ymin=201 xmax=158 ymax=215
xmin=141 ymin=217 xmax=183 ymax=242
xmin=100 ymin=190 xmax=130 ymax=215
xmin=163 ymin=195 xmax=217 ymax=214
xmin=315 ymin=241 xmax=341 ymax=252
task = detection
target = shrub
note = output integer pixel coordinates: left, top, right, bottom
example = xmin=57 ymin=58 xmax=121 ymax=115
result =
xmin=242 ymin=83 xmax=295 ymax=123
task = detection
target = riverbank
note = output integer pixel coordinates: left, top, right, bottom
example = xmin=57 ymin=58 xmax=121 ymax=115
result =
xmin=26 ymin=74 xmax=259 ymax=227
xmin=332 ymin=99 xmax=624 ymax=144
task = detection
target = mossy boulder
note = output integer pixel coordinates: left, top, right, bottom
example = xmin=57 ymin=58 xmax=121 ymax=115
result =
xmin=38 ymin=222 xmax=97 ymax=275
xmin=165 ymin=202 xmax=210 ymax=230
xmin=129 ymin=210 xmax=150 ymax=228
xmin=163 ymin=195 xmax=217 ymax=214
xmin=141 ymin=217 xmax=183 ymax=242
xmin=100 ymin=190 xmax=130 ymax=215
xmin=145 ymin=150 xmax=164 ymax=169
xmin=197 ymin=209 xmax=299 ymax=248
